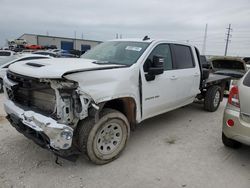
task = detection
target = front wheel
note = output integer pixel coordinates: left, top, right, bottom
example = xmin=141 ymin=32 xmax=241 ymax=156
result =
xmin=78 ymin=108 xmax=130 ymax=165
xmin=204 ymin=85 xmax=221 ymax=112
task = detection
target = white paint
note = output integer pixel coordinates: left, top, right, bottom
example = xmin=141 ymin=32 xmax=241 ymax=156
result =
xmin=0 ymin=54 xmax=51 ymax=79
xmin=6 ymin=39 xmax=201 ymax=124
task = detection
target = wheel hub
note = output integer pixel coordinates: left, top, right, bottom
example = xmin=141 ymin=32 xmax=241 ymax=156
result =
xmin=96 ymin=122 xmax=123 ymax=155
xmin=213 ymin=91 xmax=220 ymax=107
xmin=103 ymin=131 xmax=113 ymax=143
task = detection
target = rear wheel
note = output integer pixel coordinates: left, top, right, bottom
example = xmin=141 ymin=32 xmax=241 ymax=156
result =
xmin=222 ymin=133 xmax=241 ymax=149
xmin=78 ymin=108 xmax=130 ymax=164
xmin=204 ymin=85 xmax=221 ymax=112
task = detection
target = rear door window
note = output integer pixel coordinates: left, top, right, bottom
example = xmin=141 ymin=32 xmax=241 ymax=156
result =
xmin=172 ymin=45 xmax=195 ymax=69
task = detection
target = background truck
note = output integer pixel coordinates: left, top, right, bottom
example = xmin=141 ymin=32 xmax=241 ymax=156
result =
xmin=3 ymin=38 xmax=230 ymax=164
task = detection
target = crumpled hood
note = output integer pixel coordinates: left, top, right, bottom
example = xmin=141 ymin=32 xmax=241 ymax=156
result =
xmin=8 ymin=58 xmax=126 ymax=79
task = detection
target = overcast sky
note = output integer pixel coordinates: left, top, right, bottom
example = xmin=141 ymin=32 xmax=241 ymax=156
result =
xmin=0 ymin=0 xmax=250 ymax=56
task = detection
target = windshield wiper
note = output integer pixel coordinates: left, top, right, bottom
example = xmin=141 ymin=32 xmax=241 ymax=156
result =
xmin=92 ymin=60 xmax=128 ymax=66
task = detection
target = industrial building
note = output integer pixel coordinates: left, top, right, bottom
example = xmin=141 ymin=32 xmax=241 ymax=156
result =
xmin=18 ymin=33 xmax=102 ymax=51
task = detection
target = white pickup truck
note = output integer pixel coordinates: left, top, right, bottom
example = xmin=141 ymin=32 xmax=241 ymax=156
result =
xmin=3 ymin=38 xmax=230 ymax=164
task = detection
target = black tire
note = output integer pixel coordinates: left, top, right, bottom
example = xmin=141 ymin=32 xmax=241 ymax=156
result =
xmin=0 ymin=79 xmax=3 ymax=93
xmin=222 ymin=133 xmax=241 ymax=149
xmin=204 ymin=85 xmax=221 ymax=112
xmin=78 ymin=108 xmax=130 ymax=165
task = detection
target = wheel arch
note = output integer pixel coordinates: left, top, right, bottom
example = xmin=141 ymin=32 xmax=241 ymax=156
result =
xmin=101 ymin=97 xmax=137 ymax=130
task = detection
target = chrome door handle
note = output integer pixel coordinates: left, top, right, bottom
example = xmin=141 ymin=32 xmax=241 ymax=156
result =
xmin=194 ymin=73 xmax=199 ymax=77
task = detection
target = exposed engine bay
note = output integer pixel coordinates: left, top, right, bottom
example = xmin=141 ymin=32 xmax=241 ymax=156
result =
xmin=3 ymin=71 xmax=96 ymax=160
xmin=5 ymin=71 xmax=92 ymax=127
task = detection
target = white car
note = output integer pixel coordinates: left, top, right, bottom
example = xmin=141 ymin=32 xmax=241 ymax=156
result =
xmin=0 ymin=54 xmax=51 ymax=92
xmin=0 ymin=50 xmax=16 ymax=59
xmin=222 ymin=70 xmax=250 ymax=148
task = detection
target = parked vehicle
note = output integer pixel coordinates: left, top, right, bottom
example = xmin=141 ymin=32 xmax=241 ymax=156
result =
xmin=12 ymin=45 xmax=26 ymax=52
xmin=8 ymin=39 xmax=27 ymax=46
xmin=222 ymin=70 xmax=250 ymax=148
xmin=3 ymin=38 xmax=230 ymax=164
xmin=60 ymin=52 xmax=77 ymax=58
xmin=0 ymin=47 xmax=10 ymax=50
xmin=243 ymin=57 xmax=250 ymax=70
xmin=50 ymin=49 xmax=62 ymax=53
xmin=43 ymin=45 xmax=57 ymax=50
xmin=33 ymin=50 xmax=77 ymax=58
xmin=0 ymin=54 xmax=51 ymax=92
xmin=0 ymin=50 xmax=15 ymax=59
xmin=32 ymin=51 xmax=59 ymax=57
xmin=210 ymin=57 xmax=247 ymax=93
xmin=22 ymin=50 xmax=35 ymax=53
xmin=69 ymin=49 xmax=83 ymax=57
xmin=25 ymin=45 xmax=43 ymax=50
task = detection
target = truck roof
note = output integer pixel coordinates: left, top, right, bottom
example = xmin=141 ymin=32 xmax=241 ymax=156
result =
xmin=109 ymin=38 xmax=195 ymax=47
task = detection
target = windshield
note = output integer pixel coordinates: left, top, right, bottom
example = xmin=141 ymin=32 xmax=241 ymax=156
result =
xmin=81 ymin=41 xmax=150 ymax=66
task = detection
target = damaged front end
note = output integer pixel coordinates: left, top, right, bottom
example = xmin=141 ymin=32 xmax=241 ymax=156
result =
xmin=3 ymin=71 xmax=93 ymax=161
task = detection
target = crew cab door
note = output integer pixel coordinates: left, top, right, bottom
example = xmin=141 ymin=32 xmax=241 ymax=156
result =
xmin=140 ymin=43 xmax=178 ymax=119
xmin=170 ymin=44 xmax=200 ymax=105
xmin=140 ymin=43 xmax=200 ymax=120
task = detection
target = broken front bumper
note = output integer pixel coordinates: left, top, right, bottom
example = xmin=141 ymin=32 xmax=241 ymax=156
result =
xmin=4 ymin=99 xmax=74 ymax=150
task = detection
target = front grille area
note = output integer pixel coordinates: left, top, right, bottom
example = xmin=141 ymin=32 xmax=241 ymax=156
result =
xmin=6 ymin=71 xmax=56 ymax=115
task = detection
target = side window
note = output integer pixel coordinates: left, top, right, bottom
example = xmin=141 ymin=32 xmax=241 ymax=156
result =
xmin=144 ymin=44 xmax=172 ymax=72
xmin=172 ymin=45 xmax=195 ymax=69
xmin=243 ymin=71 xmax=250 ymax=87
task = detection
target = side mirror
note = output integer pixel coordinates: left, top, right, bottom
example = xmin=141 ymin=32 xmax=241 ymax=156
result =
xmin=148 ymin=56 xmax=164 ymax=76
xmin=145 ymin=55 xmax=164 ymax=81
xmin=202 ymin=62 xmax=211 ymax=69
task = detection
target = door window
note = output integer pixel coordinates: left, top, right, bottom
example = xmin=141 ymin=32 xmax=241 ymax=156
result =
xmin=144 ymin=44 xmax=172 ymax=72
xmin=172 ymin=45 xmax=195 ymax=69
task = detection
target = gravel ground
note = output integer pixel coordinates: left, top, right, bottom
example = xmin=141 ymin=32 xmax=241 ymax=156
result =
xmin=0 ymin=94 xmax=6 ymax=118
xmin=0 ymin=95 xmax=250 ymax=188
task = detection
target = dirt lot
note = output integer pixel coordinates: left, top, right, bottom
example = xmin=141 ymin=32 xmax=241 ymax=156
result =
xmin=0 ymin=94 xmax=250 ymax=188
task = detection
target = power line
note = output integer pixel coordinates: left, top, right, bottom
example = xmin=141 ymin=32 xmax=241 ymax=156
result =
xmin=224 ymin=24 xmax=232 ymax=56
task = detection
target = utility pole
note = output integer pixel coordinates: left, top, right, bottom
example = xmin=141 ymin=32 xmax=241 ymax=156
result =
xmin=202 ymin=24 xmax=208 ymax=55
xmin=74 ymin=31 xmax=76 ymax=50
xmin=224 ymin=24 xmax=232 ymax=56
